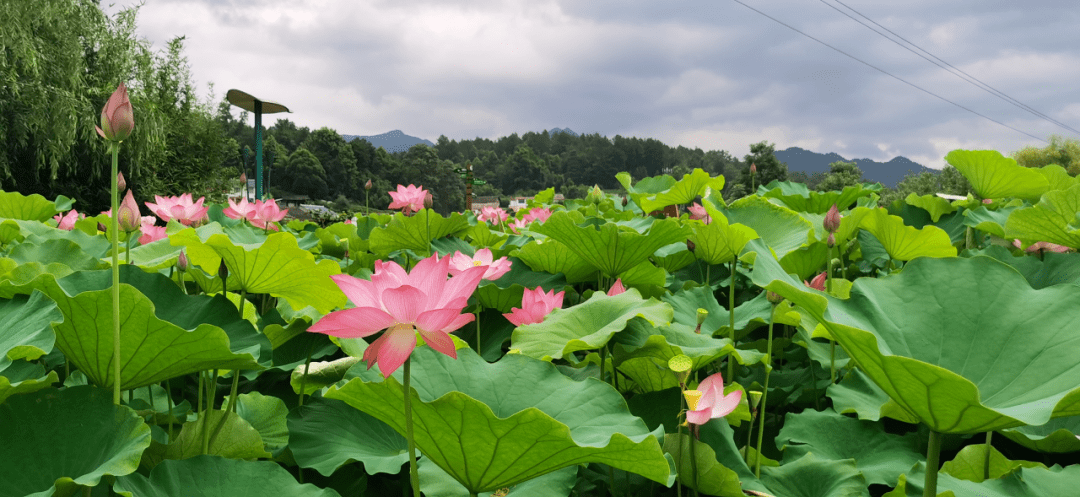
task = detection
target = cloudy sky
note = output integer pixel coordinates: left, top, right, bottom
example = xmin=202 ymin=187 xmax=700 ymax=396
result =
xmin=101 ymin=0 xmax=1079 ymax=169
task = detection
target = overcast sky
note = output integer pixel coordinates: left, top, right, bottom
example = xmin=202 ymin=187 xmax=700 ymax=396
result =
xmin=102 ymin=0 xmax=1080 ymax=169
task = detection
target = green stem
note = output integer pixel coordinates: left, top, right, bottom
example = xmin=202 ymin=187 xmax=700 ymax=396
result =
xmin=599 ymin=344 xmax=608 ymax=384
xmin=744 ymin=404 xmax=755 ymax=463
xmin=202 ymin=369 xmax=218 ymax=455
xmin=166 ymin=378 xmax=174 ymax=442
xmin=208 ymin=370 xmax=241 ymax=448
xmin=830 ymin=340 xmax=837 ymax=385
xmin=110 ymin=145 xmax=121 ymax=405
xmin=197 ymin=371 xmax=203 ymax=414
xmin=475 ymin=309 xmax=482 ymax=357
xmin=125 ymin=235 xmax=132 ymax=265
xmin=676 ymin=409 xmax=685 ymax=497
xmin=298 ymin=339 xmax=315 ymax=407
xmin=689 ymin=429 xmax=700 ymax=497
xmin=965 ymin=226 xmax=973 ymax=252
xmin=705 ymin=264 xmax=710 ymax=287
xmin=608 ymin=465 xmax=617 ymax=497
xmin=754 ymin=313 xmax=775 ymax=478
xmin=727 ymin=261 xmax=736 ymax=381
xmin=924 ymin=430 xmax=942 ymax=497
xmin=238 ymin=289 xmax=246 ymax=321
xmin=984 ymin=431 xmax=993 ymax=481
xmin=404 ymin=356 xmax=421 ymax=497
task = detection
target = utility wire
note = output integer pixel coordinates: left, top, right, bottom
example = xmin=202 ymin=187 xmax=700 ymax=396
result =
xmin=728 ymin=0 xmax=1048 ymax=143
xmin=822 ymin=0 xmax=1080 ymax=136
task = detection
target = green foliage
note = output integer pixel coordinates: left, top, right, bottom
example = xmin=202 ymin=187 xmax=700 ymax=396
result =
xmin=815 ymin=161 xmax=864 ymax=192
xmin=1010 ymin=134 xmax=1080 ymax=175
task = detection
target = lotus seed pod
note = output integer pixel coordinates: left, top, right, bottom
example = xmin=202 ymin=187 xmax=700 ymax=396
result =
xmin=668 ymin=354 xmax=693 ymax=373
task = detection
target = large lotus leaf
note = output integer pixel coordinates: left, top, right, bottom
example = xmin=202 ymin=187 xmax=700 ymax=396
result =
xmin=221 ymin=392 xmax=289 ymax=455
xmin=825 ymin=368 xmax=919 ymax=424
xmin=513 ymin=238 xmax=598 ymax=283
xmin=1037 ymin=163 xmax=1078 ymax=191
xmin=126 ymin=237 xmax=184 ymax=271
xmin=8 ymin=238 xmax=107 ymax=271
xmin=973 ymin=244 xmax=1080 ymax=289
xmin=43 ymin=268 xmax=263 ymax=391
xmin=419 ymin=458 xmax=577 ymax=497
xmin=945 ymin=149 xmax=1049 ymax=200
xmin=750 ymin=247 xmax=1080 ymax=433
xmin=510 ymin=288 xmax=673 ymax=360
xmin=761 ymin=182 xmax=876 ymax=213
xmin=0 ymin=291 xmax=61 ymax=370
xmin=1001 ymin=416 xmax=1080 ymax=453
xmin=689 ymin=199 xmax=760 ymax=265
xmin=653 ymin=241 xmax=697 ymax=272
xmin=533 ymin=211 xmax=690 ymax=277
xmin=0 ymin=190 xmax=67 ymax=221
xmin=777 ymin=408 xmax=922 ymax=486
xmin=287 ymin=396 xmax=408 ymax=476
xmin=632 ymin=168 xmax=725 ymax=213
xmin=885 ymin=462 xmax=1080 ymax=497
xmin=779 ymin=242 xmax=829 ymax=281
xmin=115 ymin=455 xmax=340 ymax=497
xmin=1004 ymin=183 xmax=1080 ymax=249
xmin=0 ymin=386 xmax=150 ymax=497
xmin=905 ymin=193 xmax=958 ymax=222
xmin=663 ymin=433 xmax=744 ymax=497
xmin=961 ymin=205 xmax=1019 ymax=238
xmin=721 ymin=195 xmax=813 ymax=259
xmin=324 ymin=347 xmax=671 ymax=493
xmin=760 ymin=453 xmax=869 ymax=497
xmin=0 ymin=360 xmax=58 ymax=404
xmin=291 ymin=356 xmax=362 ymax=396
xmin=940 ymin=444 xmax=1044 ymax=483
xmin=857 ymin=207 xmax=957 ymax=260
xmin=368 ymin=210 xmax=470 ymax=256
xmin=142 ymin=409 xmax=272 ymax=468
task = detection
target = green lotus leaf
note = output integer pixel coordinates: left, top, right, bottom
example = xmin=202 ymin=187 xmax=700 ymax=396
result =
xmin=8 ymin=238 xmax=106 ymax=271
xmin=653 ymin=241 xmax=697 ymax=272
xmin=368 ymin=210 xmax=470 ymax=256
xmin=533 ymin=211 xmax=690 ymax=277
xmin=115 ymin=455 xmax=340 ymax=497
xmin=221 ymin=392 xmax=290 ymax=455
xmin=630 ymin=168 xmax=725 ymax=213
xmin=940 ymin=444 xmax=1044 ymax=483
xmin=291 ymin=356 xmax=362 ymax=396
xmin=142 ymin=409 xmax=272 ymax=468
xmin=721 ymin=195 xmax=813 ymax=259
xmin=0 ymin=259 xmax=77 ymax=298
xmin=945 ymin=149 xmax=1049 ymax=200
xmin=973 ymin=244 xmax=1080 ymax=289
xmin=0 ymin=291 xmax=61 ymax=370
xmin=961 ymin=205 xmax=1019 ymax=239
xmin=511 ymin=288 xmax=673 ymax=360
xmin=825 ymin=368 xmax=919 ymax=424
xmin=0 ymin=386 xmax=150 ymax=497
xmin=126 ymin=237 xmax=185 ymax=271
xmin=779 ymin=242 xmax=829 ymax=281
xmin=0 ymin=190 xmax=68 ymax=221
xmin=418 ymin=458 xmax=578 ymax=497
xmin=616 ymin=171 xmax=678 ymax=203
xmin=466 ymin=221 xmax=508 ymax=250
xmin=689 ymin=200 xmax=760 ymax=265
xmin=905 ymin=193 xmax=958 ymax=222
xmin=1003 ymin=183 xmax=1080 ymax=249
xmin=324 ymin=347 xmax=671 ymax=493
xmin=513 ymin=238 xmax=598 ymax=283
xmin=618 ymin=260 xmax=667 ymax=291
xmin=760 ymin=453 xmax=869 ymax=497
xmin=750 ymin=245 xmax=1080 ymax=433
xmin=0 ymin=360 xmax=58 ymax=404
xmin=471 ymin=256 xmax=566 ymax=312
xmin=43 ymin=267 xmax=263 ymax=391
xmin=1001 ymin=416 xmax=1080 ymax=453
xmin=777 ymin=408 xmax=922 ymax=486
xmin=615 ymin=320 xmax=763 ymax=389
xmin=287 ymin=396 xmax=408 ymax=476
xmin=858 ymin=207 xmax=957 ymax=260
xmin=760 ymin=181 xmax=879 ymax=213
xmin=616 ymin=357 xmax=682 ymax=393
xmin=1037 ymin=163 xmax=1078 ymax=191
xmin=886 ymin=462 xmax=1080 ymax=497
xmin=663 ymin=433 xmax=744 ymax=497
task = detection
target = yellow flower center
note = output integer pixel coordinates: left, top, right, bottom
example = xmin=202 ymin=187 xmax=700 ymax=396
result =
xmin=473 ymin=260 xmax=484 ymax=266
xmin=684 ymin=389 xmax=703 ymax=412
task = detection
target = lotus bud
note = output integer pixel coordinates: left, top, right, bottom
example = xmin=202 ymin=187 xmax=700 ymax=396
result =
xmin=824 ymin=204 xmax=841 ymax=233
xmin=766 ymin=290 xmax=783 ymax=304
xmin=686 ymin=239 xmax=696 ymax=253
xmin=827 ymin=232 xmax=836 ymax=248
xmin=177 ymin=249 xmax=189 ymax=273
xmin=587 ymin=185 xmax=604 ymax=204
xmin=116 ymin=172 xmax=127 ymax=192
xmin=424 ymin=192 xmax=433 ymax=210
xmin=95 ymin=82 xmax=134 ymax=143
xmin=621 ymin=196 xmax=628 ymax=207
xmin=117 ymin=190 xmax=140 ymax=232
xmin=97 ymin=222 xmax=107 ymax=233
xmin=750 ymin=163 xmax=757 ymax=175
xmin=218 ymin=259 xmax=229 ymax=282
xmin=365 ymin=178 xmax=373 ymax=191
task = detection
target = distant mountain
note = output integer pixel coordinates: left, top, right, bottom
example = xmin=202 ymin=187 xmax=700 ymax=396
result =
xmin=774 ymin=147 xmax=933 ymax=189
xmin=547 ymin=127 xmax=578 ymax=137
xmin=343 ymin=130 xmax=434 ymax=153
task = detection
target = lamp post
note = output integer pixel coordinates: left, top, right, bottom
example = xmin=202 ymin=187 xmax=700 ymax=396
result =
xmin=226 ymin=89 xmax=290 ymax=200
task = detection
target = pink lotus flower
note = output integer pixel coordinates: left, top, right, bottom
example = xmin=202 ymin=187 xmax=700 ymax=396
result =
xmin=508 ymin=218 xmax=529 ymax=234
xmin=1013 ymin=239 xmax=1070 ymax=254
xmin=388 ymin=184 xmax=428 ymax=215
xmin=503 ymin=286 xmax=564 ymax=326
xmin=96 ymin=82 xmax=134 ymax=142
xmin=687 ymin=203 xmax=711 ymax=224
xmin=223 ymin=197 xmax=257 ymax=221
xmin=804 ymin=272 xmax=827 ymax=291
xmin=448 ymin=248 xmax=512 ymax=281
xmin=345 ymin=218 xmax=355 ymax=225
xmin=145 ymin=193 xmax=208 ymax=226
xmin=478 ymin=206 xmax=509 ymax=224
xmin=250 ymin=198 xmax=288 ymax=230
xmin=523 ymin=207 xmax=552 ymax=224
xmin=607 ymin=279 xmax=626 ymax=296
xmin=53 ymin=210 xmax=83 ymax=230
xmin=138 ymin=216 xmax=167 ymax=245
xmin=684 ymin=371 xmax=742 ymax=425
xmin=117 ymin=189 xmax=141 ymax=232
xmin=308 ymin=254 xmax=486 ymax=377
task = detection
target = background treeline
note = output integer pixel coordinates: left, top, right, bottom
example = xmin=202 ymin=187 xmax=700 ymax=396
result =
xmin=5 ymin=0 xmax=1078 ymax=216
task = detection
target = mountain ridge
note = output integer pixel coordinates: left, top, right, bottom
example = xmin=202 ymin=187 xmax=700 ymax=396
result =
xmin=343 ymin=130 xmax=434 ymax=153
xmin=775 ymin=146 xmax=933 ymax=188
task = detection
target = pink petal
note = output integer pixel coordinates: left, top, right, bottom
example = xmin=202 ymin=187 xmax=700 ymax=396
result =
xmin=417 ymin=327 xmax=457 ymax=359
xmin=381 ymin=285 xmax=427 ymax=323
xmin=686 ymin=408 xmax=711 ymax=426
xmin=406 ymin=254 xmax=448 ymax=298
xmin=416 ymin=308 xmax=474 ymax=334
xmin=308 ymin=307 xmax=396 ymax=338
xmin=607 ymin=279 xmax=626 ymax=296
xmin=376 ymin=323 xmax=418 ymax=377
xmin=711 ymin=390 xmax=743 ymax=418
xmin=330 ymin=274 xmax=381 ymax=308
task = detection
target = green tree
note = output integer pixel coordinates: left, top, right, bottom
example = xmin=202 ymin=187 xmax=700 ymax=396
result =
xmin=1010 ymin=135 xmax=1080 ymax=175
xmin=301 ymin=127 xmax=358 ymax=199
xmin=816 ymin=161 xmax=864 ymax=192
xmin=286 ymin=148 xmax=328 ymax=199
xmin=738 ymin=141 xmax=788 ymax=192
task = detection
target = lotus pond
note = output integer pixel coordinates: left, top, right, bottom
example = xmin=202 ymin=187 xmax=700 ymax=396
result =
xmin=3 ymin=149 xmax=1080 ymax=497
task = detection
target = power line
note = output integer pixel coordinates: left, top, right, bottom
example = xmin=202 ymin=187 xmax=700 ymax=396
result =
xmin=822 ymin=0 xmax=1080 ymax=136
xmin=727 ymin=0 xmax=1048 ymax=143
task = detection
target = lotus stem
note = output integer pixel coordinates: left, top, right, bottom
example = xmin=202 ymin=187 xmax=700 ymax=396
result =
xmin=608 ymin=465 xmax=617 ymax=497
xmin=727 ymin=260 xmax=736 ymax=381
xmin=298 ymin=339 xmax=315 ymax=407
xmin=676 ymin=400 xmax=685 ymax=497
xmin=689 ymin=429 xmax=701 ymax=497
xmin=924 ymin=430 xmax=942 ymax=497
xmin=110 ymin=145 xmax=121 ymax=405
xmin=599 ymin=344 xmax=608 ymax=384
xmin=744 ymin=403 xmax=756 ymax=464
xmin=202 ymin=369 xmax=218 ymax=455
xmin=754 ymin=311 xmax=776 ymax=478
xmin=475 ymin=309 xmax=482 ymax=357
xmin=403 ymin=356 xmax=421 ymax=497
xmin=965 ymin=226 xmax=973 ymax=251
xmin=984 ymin=431 xmax=993 ymax=480
xmin=208 ymin=370 xmax=240 ymax=448
xmin=125 ymin=235 xmax=132 ymax=265
xmin=166 ymin=378 xmax=174 ymax=442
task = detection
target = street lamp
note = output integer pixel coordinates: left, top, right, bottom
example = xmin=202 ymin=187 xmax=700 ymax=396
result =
xmin=226 ymin=89 xmax=291 ymax=200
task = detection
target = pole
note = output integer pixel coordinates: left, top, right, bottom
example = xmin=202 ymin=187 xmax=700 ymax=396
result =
xmin=466 ymin=164 xmax=473 ymax=212
xmin=254 ymin=100 xmax=263 ymax=200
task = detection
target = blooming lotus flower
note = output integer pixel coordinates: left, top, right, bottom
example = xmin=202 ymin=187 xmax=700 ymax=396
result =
xmin=523 ymin=207 xmax=552 ymax=224
xmin=223 ymin=197 xmax=257 ymax=221
xmin=478 ymin=206 xmax=509 ymax=224
xmin=684 ymin=371 xmax=742 ymax=425
xmin=145 ymin=193 xmax=208 ymax=226
xmin=824 ymin=204 xmax=841 ymax=233
xmin=138 ymin=216 xmax=167 ymax=245
xmin=96 ymin=82 xmax=133 ymax=142
xmin=508 ymin=218 xmax=529 ymax=234
xmin=448 ymin=248 xmax=512 ymax=281
xmin=504 ymin=286 xmax=564 ymax=326
xmin=687 ymin=202 xmax=711 ymax=224
xmin=607 ymin=278 xmax=626 ymax=296
xmin=345 ymin=218 xmax=355 ymax=225
xmin=804 ymin=271 xmax=827 ymax=291
xmin=250 ymin=198 xmax=288 ymax=230
xmin=53 ymin=210 xmax=83 ymax=230
xmin=117 ymin=190 xmax=141 ymax=232
xmin=1013 ymin=239 xmax=1070 ymax=254
xmin=308 ymin=254 xmax=486 ymax=377
xmin=388 ymin=184 xmax=428 ymax=215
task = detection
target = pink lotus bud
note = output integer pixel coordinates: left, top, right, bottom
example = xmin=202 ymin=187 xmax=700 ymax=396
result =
xmin=97 ymin=222 xmax=107 ymax=233
xmin=177 ymin=249 xmax=189 ymax=272
xmin=117 ymin=172 xmax=127 ymax=191
xmin=686 ymin=239 xmax=696 ymax=253
xmin=117 ymin=190 xmax=140 ymax=232
xmin=621 ymin=196 xmax=628 ymax=207
xmin=218 ymin=259 xmax=229 ymax=282
xmin=424 ymin=192 xmax=433 ymax=210
xmin=365 ymin=179 xmax=373 ymax=191
xmin=750 ymin=163 xmax=757 ymax=175
xmin=95 ymin=82 xmax=134 ymax=142
xmin=827 ymin=232 xmax=836 ymax=248
xmin=982 ymin=198 xmax=992 ymax=204
xmin=824 ymin=204 xmax=841 ymax=233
